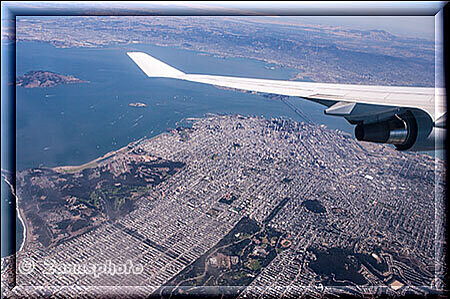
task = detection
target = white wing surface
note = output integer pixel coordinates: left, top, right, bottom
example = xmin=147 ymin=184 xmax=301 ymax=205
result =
xmin=127 ymin=52 xmax=446 ymax=151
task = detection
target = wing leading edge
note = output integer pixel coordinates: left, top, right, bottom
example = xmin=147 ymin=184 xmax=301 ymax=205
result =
xmin=127 ymin=52 xmax=444 ymax=122
xmin=127 ymin=52 xmax=445 ymax=151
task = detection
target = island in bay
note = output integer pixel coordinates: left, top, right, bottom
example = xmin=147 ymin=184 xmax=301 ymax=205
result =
xmin=16 ymin=70 xmax=89 ymax=88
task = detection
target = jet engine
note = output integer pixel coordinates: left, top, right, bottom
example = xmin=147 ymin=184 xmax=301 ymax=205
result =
xmin=354 ymin=110 xmax=443 ymax=151
xmin=355 ymin=111 xmax=417 ymax=150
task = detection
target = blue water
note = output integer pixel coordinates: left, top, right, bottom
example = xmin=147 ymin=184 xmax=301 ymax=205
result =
xmin=4 ymin=41 xmax=355 ymax=257
xmin=16 ymin=42 xmax=353 ymax=170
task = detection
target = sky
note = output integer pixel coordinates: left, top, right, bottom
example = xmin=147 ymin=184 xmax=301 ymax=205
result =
xmin=276 ymin=16 xmax=436 ymax=41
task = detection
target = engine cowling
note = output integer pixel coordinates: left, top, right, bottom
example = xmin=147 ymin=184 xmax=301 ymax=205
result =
xmin=355 ymin=111 xmax=418 ymax=150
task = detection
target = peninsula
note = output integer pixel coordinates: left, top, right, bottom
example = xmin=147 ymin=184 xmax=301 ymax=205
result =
xmin=9 ymin=115 xmax=444 ymax=298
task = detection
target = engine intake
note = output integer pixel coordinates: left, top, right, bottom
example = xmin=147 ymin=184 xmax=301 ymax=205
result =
xmin=355 ymin=112 xmax=417 ymax=150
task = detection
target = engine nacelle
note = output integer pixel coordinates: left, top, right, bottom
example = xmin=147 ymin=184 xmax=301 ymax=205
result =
xmin=355 ymin=111 xmax=418 ymax=150
xmin=354 ymin=109 xmax=445 ymax=151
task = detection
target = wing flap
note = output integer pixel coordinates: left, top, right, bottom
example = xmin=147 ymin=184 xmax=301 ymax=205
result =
xmin=324 ymin=101 xmax=357 ymax=116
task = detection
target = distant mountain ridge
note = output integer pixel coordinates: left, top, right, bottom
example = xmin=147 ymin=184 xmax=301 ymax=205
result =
xmin=15 ymin=17 xmax=436 ymax=86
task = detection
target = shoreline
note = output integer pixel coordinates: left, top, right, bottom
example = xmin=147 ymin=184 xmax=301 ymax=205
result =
xmin=1 ymin=174 xmax=27 ymax=253
xmin=52 ymin=136 xmax=148 ymax=173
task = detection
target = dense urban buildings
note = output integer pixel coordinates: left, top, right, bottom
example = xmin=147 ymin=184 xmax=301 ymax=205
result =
xmin=3 ymin=115 xmax=445 ymax=297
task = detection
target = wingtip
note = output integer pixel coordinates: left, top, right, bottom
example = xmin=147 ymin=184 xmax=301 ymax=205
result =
xmin=126 ymin=51 xmax=141 ymax=56
xmin=127 ymin=52 xmax=185 ymax=78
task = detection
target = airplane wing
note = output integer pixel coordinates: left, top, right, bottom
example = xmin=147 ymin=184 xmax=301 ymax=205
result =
xmin=127 ymin=52 xmax=446 ymax=151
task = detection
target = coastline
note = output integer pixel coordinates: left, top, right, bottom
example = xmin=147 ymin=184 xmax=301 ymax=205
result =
xmin=52 ymin=136 xmax=149 ymax=174
xmin=52 ymin=143 xmax=131 ymax=173
xmin=1 ymin=174 xmax=27 ymax=253
xmin=16 ymin=194 xmax=27 ymax=252
xmin=7 ymin=135 xmax=163 ymax=255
